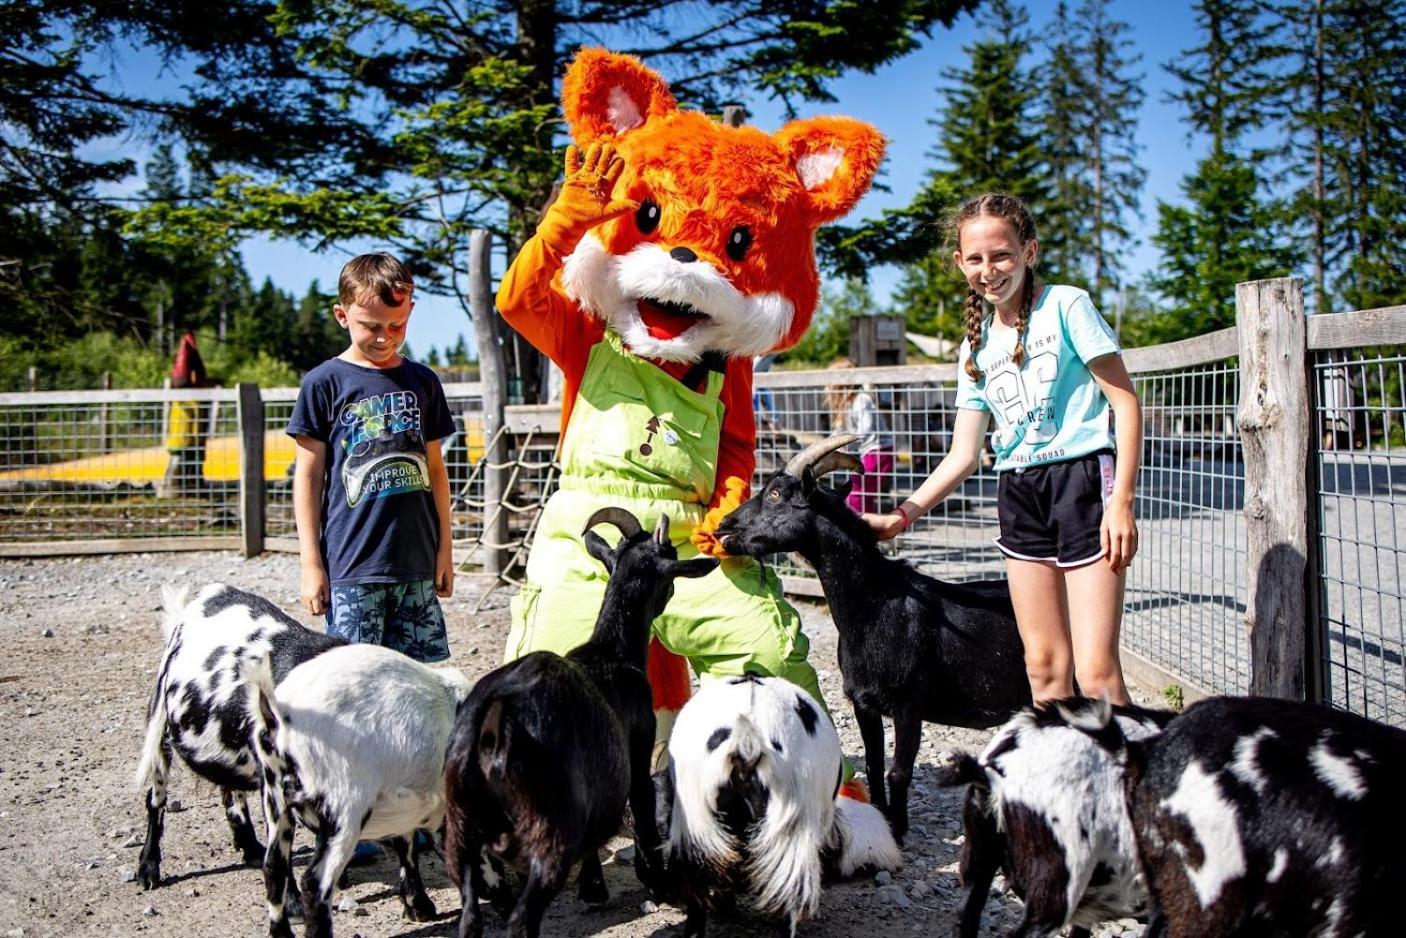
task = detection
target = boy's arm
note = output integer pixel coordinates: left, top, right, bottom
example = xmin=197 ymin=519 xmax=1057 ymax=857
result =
xmin=292 ymin=434 xmax=330 ymax=616
xmin=426 ymin=439 xmax=454 ymax=599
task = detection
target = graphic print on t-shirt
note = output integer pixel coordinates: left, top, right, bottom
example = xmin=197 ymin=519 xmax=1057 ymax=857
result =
xmin=339 ymin=390 xmax=429 ymax=507
xmin=984 ymin=340 xmax=1060 ymax=454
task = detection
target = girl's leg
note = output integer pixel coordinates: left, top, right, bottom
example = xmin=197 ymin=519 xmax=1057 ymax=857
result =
xmin=1004 ymin=556 xmax=1075 ymax=703
xmin=1062 ymin=559 xmax=1131 ymax=705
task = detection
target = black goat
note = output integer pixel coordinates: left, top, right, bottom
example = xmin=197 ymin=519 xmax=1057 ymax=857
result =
xmin=717 ymin=435 xmax=1031 ymax=839
xmin=443 ymin=508 xmax=716 ymax=938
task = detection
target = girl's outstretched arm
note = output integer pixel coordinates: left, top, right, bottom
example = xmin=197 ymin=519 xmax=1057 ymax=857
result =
xmin=862 ymin=407 xmax=990 ymax=540
xmin=1088 ymin=353 xmax=1143 ymax=572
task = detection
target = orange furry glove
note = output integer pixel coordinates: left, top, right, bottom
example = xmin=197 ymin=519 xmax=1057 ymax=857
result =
xmin=690 ymin=475 xmax=749 ymax=558
xmin=535 ymin=142 xmax=639 ymax=255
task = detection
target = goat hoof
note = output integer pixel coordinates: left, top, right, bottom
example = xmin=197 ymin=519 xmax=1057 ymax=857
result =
xmin=404 ymin=893 xmax=436 ymax=922
xmin=137 ymin=863 xmax=161 ymax=890
xmin=268 ymin=918 xmax=295 ymax=938
xmin=241 ymin=846 xmax=265 ymax=868
xmin=578 ymin=880 xmax=609 ymax=906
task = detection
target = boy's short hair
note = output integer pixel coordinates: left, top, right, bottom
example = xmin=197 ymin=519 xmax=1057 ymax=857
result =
xmin=338 ymin=253 xmax=414 ymax=307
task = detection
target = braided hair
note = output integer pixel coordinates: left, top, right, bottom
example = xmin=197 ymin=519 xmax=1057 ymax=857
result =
xmin=952 ymin=193 xmax=1038 ymax=384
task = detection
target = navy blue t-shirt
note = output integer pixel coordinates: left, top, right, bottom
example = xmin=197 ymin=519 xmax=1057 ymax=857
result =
xmin=287 ymin=357 xmax=456 ymax=586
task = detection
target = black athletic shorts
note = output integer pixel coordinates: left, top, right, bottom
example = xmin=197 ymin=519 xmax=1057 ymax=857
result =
xmin=995 ymin=449 xmax=1116 ymax=567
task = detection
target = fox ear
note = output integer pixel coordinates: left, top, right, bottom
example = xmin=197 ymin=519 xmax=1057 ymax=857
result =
xmin=773 ymin=117 xmax=886 ymax=225
xmin=562 ymin=47 xmax=678 ymax=145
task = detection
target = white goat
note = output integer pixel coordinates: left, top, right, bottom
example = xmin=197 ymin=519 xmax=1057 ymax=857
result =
xmin=248 ymin=643 xmax=472 ymax=938
xmin=134 ymin=583 xmax=343 ymax=897
xmin=667 ymin=674 xmax=901 ymax=937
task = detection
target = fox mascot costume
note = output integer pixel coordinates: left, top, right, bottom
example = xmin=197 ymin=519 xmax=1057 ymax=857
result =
xmin=498 ymin=49 xmax=884 ymax=802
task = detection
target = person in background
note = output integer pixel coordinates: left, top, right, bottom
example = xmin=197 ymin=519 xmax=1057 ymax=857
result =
xmin=825 ymin=357 xmax=895 ymax=515
xmin=163 ymin=332 xmax=207 ymax=496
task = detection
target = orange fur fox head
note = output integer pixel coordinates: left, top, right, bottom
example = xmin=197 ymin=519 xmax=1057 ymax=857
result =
xmin=559 ymin=48 xmax=885 ymax=363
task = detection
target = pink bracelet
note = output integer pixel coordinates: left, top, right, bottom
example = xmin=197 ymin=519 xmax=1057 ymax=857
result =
xmin=891 ymin=504 xmax=913 ymax=532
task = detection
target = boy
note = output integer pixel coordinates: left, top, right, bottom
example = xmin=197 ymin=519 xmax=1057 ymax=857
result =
xmin=288 ymin=252 xmax=456 ymax=663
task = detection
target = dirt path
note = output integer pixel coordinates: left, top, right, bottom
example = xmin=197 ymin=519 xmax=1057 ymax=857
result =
xmin=0 ymin=552 xmax=1153 ymax=937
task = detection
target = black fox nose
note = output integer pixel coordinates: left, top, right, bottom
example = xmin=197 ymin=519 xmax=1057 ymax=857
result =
xmin=670 ymin=247 xmax=697 ymax=263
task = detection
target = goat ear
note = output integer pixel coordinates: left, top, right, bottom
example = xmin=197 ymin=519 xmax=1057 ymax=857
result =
xmin=830 ymin=477 xmax=854 ymax=499
xmin=671 ymin=557 xmax=719 ymax=579
xmin=800 ymin=465 xmax=817 ymax=498
xmin=583 ymin=531 xmax=617 ymax=573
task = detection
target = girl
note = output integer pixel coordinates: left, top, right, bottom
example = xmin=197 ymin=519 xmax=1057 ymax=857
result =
xmin=864 ymin=193 xmax=1142 ymax=705
xmin=825 ymin=357 xmax=895 ymax=515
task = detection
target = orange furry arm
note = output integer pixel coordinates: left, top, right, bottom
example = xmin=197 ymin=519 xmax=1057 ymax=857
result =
xmin=690 ymin=359 xmax=758 ymax=557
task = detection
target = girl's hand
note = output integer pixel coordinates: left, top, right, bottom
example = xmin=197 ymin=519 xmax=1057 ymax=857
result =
xmin=435 ymin=542 xmax=455 ymax=599
xmin=1101 ymin=495 xmax=1138 ymax=573
xmin=300 ymin=562 xmax=330 ymax=616
xmin=862 ymin=511 xmax=905 ymax=541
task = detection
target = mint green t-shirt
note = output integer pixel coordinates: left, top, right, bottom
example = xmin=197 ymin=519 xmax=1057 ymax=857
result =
xmin=955 ymin=284 xmax=1120 ymax=472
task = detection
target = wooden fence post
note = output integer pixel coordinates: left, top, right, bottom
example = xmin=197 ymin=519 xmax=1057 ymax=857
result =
xmin=238 ymin=383 xmax=266 ymax=558
xmin=1236 ymin=277 xmax=1320 ymax=700
xmin=469 ymin=229 xmax=511 ymax=575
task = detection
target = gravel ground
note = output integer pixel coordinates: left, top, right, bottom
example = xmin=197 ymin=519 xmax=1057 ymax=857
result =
xmin=0 ymin=551 xmax=1158 ymax=937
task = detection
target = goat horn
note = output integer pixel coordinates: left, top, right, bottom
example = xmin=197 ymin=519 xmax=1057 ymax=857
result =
xmin=785 ymin=434 xmax=863 ymax=477
xmin=812 ymin=451 xmax=864 ymax=478
xmin=654 ymin=513 xmax=670 ymax=546
xmin=582 ymin=507 xmax=643 ymax=539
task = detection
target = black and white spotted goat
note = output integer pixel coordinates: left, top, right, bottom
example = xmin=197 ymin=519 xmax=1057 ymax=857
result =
xmin=1114 ymin=695 xmax=1406 ymax=938
xmin=442 ymin=508 xmax=715 ymax=938
xmin=938 ymin=698 xmax=1175 ymax=938
xmin=134 ymin=584 xmax=344 ymax=896
xmin=667 ymin=674 xmax=902 ymax=938
xmin=248 ymin=639 xmax=473 ymax=937
xmin=717 ymin=434 xmax=1030 ymax=840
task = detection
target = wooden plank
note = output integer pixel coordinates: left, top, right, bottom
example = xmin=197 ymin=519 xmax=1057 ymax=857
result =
xmin=504 ymin=404 xmax=562 ymax=434
xmin=0 ymin=388 xmax=238 ymax=406
xmin=238 ymin=383 xmax=266 ymax=557
xmin=1306 ymin=304 xmax=1406 ymax=350
xmin=779 ymin=574 xmax=826 ymax=599
xmin=0 ymin=536 xmax=242 ymax=558
xmin=758 ymin=363 xmax=955 ymax=388
xmin=1123 ymin=327 xmax=1239 ymax=374
xmin=1119 ymin=647 xmax=1211 ymax=707
xmin=263 ymin=536 xmax=301 ymax=553
xmin=1236 ymin=277 xmax=1316 ymax=701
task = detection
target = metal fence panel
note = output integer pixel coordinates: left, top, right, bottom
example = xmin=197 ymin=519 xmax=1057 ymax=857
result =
xmin=1313 ymin=352 xmax=1406 ymax=728
xmin=0 ymin=389 xmax=244 ymax=549
xmin=1125 ymin=362 xmax=1249 ymax=697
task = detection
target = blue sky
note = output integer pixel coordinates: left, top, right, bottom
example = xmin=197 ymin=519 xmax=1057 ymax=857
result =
xmin=110 ymin=0 xmax=1209 ymax=358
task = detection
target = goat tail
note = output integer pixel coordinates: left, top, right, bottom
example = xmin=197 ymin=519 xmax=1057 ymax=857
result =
xmin=830 ymin=793 xmax=902 ymax=879
xmin=246 ymin=655 xmax=285 ymax=773
xmin=134 ymin=587 xmax=189 ymax=793
xmin=934 ymin=752 xmax=987 ymax=790
xmin=158 ymin=584 xmax=189 ymax=644
xmin=133 ymin=675 xmax=171 ymax=793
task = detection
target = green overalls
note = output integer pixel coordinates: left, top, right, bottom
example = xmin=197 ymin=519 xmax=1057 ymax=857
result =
xmin=506 ymin=332 xmax=825 ymax=706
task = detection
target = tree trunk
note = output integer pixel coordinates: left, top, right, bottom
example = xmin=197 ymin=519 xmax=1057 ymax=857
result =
xmin=468 ymin=230 xmax=511 ymax=575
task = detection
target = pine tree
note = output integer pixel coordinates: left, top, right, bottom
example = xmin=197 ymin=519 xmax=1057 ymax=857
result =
xmin=1280 ymin=0 xmax=1406 ymax=312
xmin=915 ymin=0 xmax=1048 ymax=331
xmin=1040 ymin=0 xmax=1147 ymax=306
xmin=1143 ymin=0 xmax=1300 ymax=340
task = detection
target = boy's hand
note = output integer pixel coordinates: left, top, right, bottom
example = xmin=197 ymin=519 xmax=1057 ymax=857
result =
xmin=300 ymin=563 xmax=330 ymax=616
xmin=435 ymin=544 xmax=455 ymax=599
xmin=538 ymin=142 xmax=637 ymax=251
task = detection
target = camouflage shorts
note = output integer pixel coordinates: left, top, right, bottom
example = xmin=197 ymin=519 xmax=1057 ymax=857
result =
xmin=326 ymin=580 xmax=450 ymax=663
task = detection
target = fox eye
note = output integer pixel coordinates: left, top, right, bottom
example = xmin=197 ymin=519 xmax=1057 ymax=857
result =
xmin=636 ymin=199 xmax=661 ymax=234
xmin=726 ymin=226 xmax=752 ymax=261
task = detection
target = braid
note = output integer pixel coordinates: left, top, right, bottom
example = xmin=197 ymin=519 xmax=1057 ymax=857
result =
xmin=963 ymin=289 xmax=986 ymax=382
xmin=1010 ymin=273 xmax=1035 ymax=368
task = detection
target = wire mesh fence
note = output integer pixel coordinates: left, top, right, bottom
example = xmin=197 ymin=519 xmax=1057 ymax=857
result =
xmin=1125 ymin=361 xmax=1249 ymax=697
xmin=0 ymin=388 xmax=244 ymax=547
xmin=1313 ymin=351 xmax=1406 ymax=728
